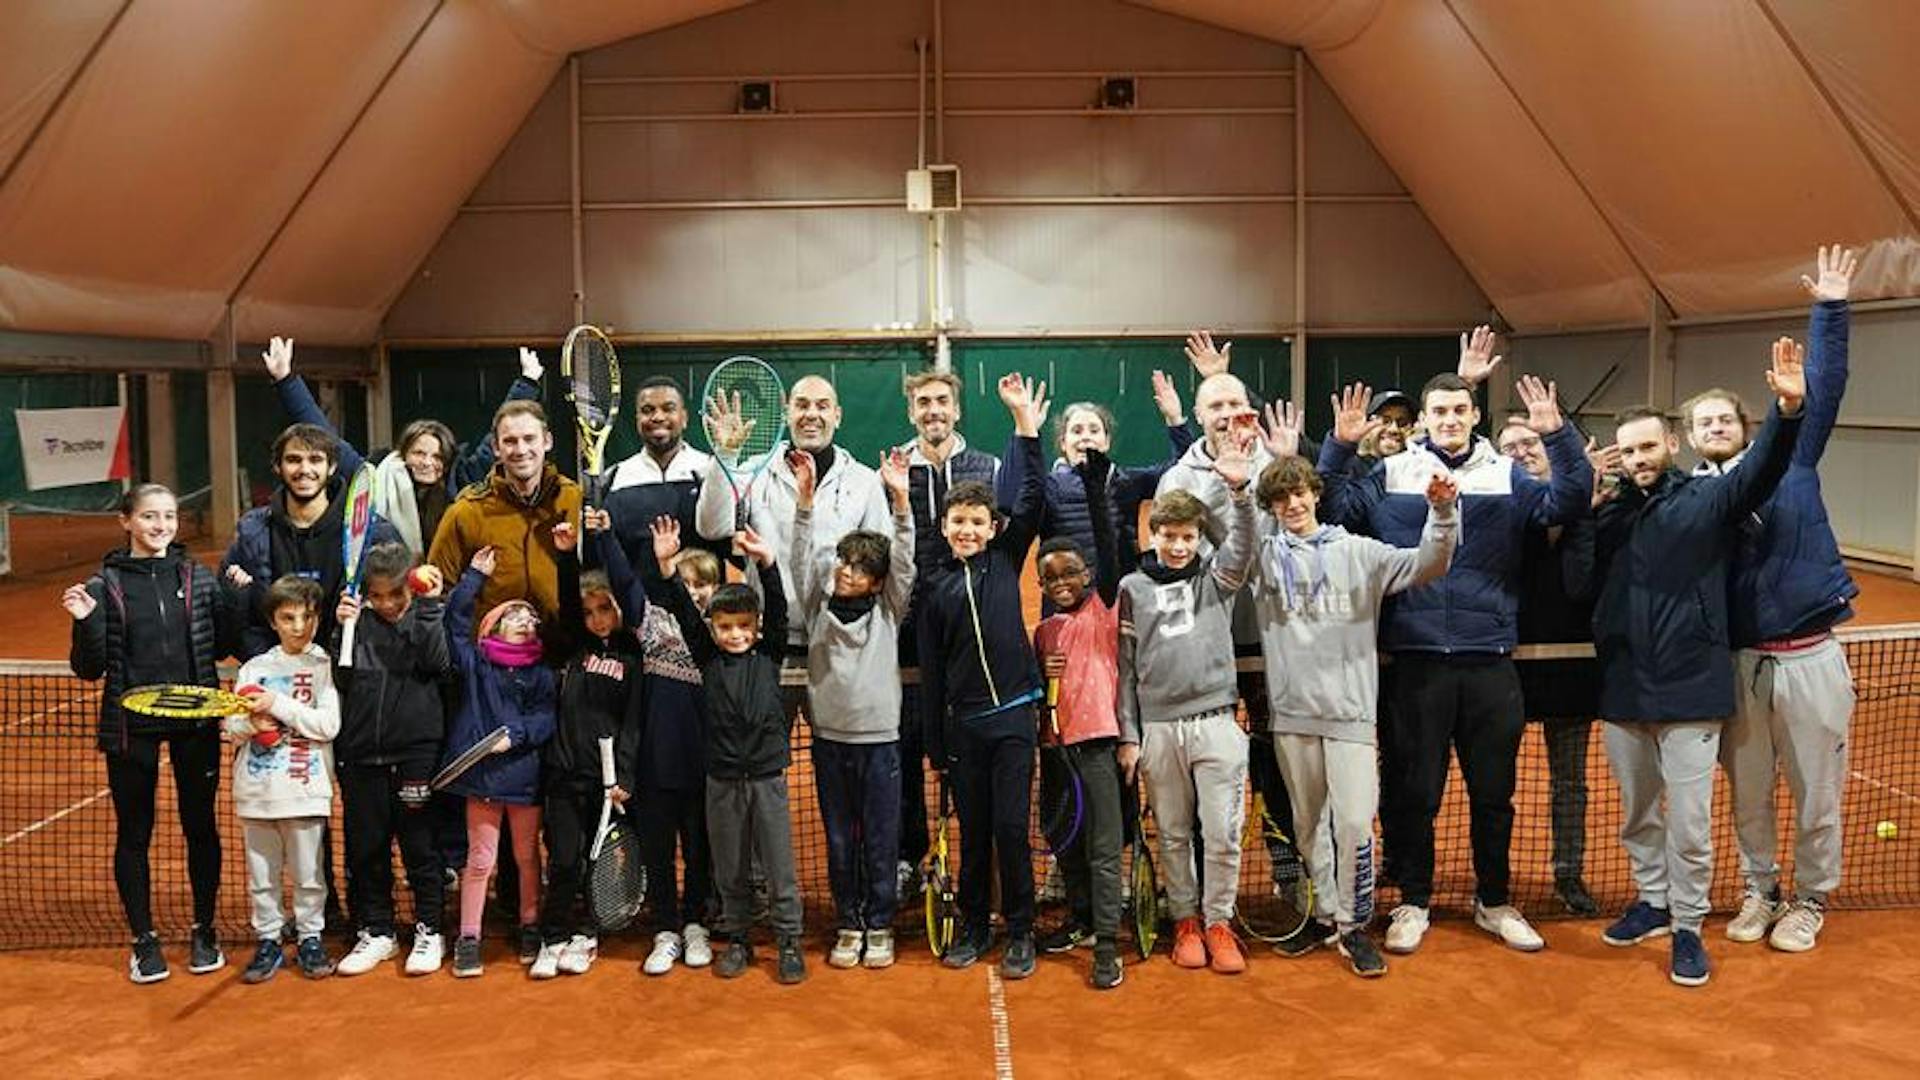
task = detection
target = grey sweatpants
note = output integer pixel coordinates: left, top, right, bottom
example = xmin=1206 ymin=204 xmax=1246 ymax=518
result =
xmin=1603 ymin=720 xmax=1721 ymax=932
xmin=243 ymin=815 xmax=327 ymax=940
xmin=1139 ymin=710 xmax=1247 ymax=926
xmin=708 ymin=773 xmax=802 ymax=939
xmin=1274 ymin=733 xmax=1378 ymax=931
xmin=1721 ymin=638 xmax=1855 ymax=903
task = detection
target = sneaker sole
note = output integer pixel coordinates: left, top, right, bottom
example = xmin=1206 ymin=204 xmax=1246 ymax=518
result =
xmin=404 ymin=963 xmax=441 ymax=976
xmin=1382 ymin=937 xmax=1423 ymax=955
xmin=1769 ymin=933 xmax=1818 ymax=954
xmin=1001 ymin=963 xmax=1036 ymax=980
xmin=1603 ymin=927 xmax=1671 ymax=947
xmin=187 ymin=957 xmax=226 ymax=975
xmin=1669 ymin=968 xmax=1711 ymax=987
xmin=1337 ymin=948 xmax=1387 ymax=979
xmin=129 ymin=967 xmax=171 ymax=985
xmin=452 ymin=967 xmax=483 ymax=978
xmin=828 ymin=955 xmax=861 ymax=969
xmin=1725 ymin=925 xmax=1773 ymax=944
xmin=862 ymin=955 xmax=895 ymax=970
xmin=242 ymin=967 xmax=280 ymax=984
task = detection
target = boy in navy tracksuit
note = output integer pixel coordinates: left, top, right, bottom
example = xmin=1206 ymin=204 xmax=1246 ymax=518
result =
xmin=917 ymin=374 xmax=1048 ymax=979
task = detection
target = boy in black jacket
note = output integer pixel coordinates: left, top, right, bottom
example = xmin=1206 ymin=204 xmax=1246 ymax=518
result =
xmin=650 ymin=523 xmax=801 ymax=983
xmin=531 ymin=515 xmax=645 ymax=979
xmin=917 ymin=374 xmax=1048 ymax=978
xmin=332 ymin=541 xmax=455 ymax=977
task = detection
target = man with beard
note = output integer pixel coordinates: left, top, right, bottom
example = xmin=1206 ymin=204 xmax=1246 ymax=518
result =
xmin=604 ymin=375 xmax=731 ymax=579
xmin=1684 ymin=245 xmax=1859 ymax=955
xmin=1592 ymin=340 xmax=1805 ymax=987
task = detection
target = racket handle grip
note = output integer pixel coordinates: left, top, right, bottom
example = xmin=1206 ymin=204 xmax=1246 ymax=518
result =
xmin=597 ymin=735 xmax=617 ymax=788
xmin=339 ymin=615 xmax=358 ymax=668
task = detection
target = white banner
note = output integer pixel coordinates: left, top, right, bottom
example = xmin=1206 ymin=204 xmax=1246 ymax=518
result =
xmin=15 ymin=405 xmax=130 ymax=491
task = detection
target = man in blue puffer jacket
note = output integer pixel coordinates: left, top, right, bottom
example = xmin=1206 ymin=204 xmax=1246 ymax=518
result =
xmin=1317 ymin=363 xmax=1591 ymax=958
xmin=1683 ymin=246 xmax=1860 ymax=955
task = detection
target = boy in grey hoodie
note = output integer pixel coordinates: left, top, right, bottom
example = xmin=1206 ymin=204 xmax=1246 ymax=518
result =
xmin=1248 ymin=456 xmax=1459 ymax=978
xmin=791 ymin=448 xmax=915 ymax=971
xmin=1118 ymin=425 xmax=1258 ymax=975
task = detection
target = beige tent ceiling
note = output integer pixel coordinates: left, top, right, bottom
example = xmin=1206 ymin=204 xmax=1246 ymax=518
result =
xmin=1 ymin=0 xmax=1915 ymax=345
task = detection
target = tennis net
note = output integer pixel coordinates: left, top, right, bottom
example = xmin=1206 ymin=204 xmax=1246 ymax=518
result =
xmin=2 ymin=626 xmax=1916 ymax=950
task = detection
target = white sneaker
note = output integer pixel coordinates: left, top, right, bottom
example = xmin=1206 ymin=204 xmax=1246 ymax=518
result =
xmin=558 ymin=934 xmax=598 ymax=975
xmin=1768 ymin=901 xmax=1825 ymax=953
xmin=643 ymin=931 xmax=682 ymax=975
xmin=863 ymin=929 xmax=895 ymax=969
xmin=529 ymin=941 xmax=561 ymax=980
xmin=405 ymin=927 xmax=445 ymax=976
xmin=336 ymin=930 xmax=398 ymax=977
xmin=682 ymin=923 xmax=713 ymax=968
xmin=1474 ymin=902 xmax=1545 ymax=952
xmin=829 ymin=929 xmax=863 ymax=969
xmin=1727 ymin=891 xmax=1787 ymax=943
xmin=1384 ymin=905 xmax=1430 ymax=955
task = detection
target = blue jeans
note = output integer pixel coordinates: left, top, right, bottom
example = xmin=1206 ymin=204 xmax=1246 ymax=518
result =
xmin=813 ymin=738 xmax=903 ymax=930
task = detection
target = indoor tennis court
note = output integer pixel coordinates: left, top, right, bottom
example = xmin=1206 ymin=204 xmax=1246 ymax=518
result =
xmin=4 ymin=1 xmax=1920 ymax=1078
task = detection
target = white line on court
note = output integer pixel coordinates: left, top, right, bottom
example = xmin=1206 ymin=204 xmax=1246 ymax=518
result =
xmin=1 ymin=787 xmax=111 ymax=847
xmin=1851 ymin=769 xmax=1920 ymax=807
xmin=1 ymin=694 xmax=86 ymax=732
xmin=986 ymin=966 xmax=1014 ymax=1080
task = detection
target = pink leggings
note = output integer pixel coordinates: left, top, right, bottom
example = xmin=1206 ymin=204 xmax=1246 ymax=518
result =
xmin=459 ymin=799 xmax=543 ymax=938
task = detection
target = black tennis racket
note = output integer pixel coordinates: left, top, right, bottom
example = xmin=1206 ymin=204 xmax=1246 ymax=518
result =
xmin=924 ymin=776 xmax=958 ymax=958
xmin=562 ymin=325 xmax=621 ymax=512
xmin=1130 ymin=791 xmax=1160 ymax=960
xmin=700 ymin=356 xmax=787 ymax=533
xmin=1237 ymin=789 xmax=1314 ymax=944
xmin=1037 ymin=676 xmax=1086 ymax=855
xmin=588 ymin=736 xmax=646 ymax=932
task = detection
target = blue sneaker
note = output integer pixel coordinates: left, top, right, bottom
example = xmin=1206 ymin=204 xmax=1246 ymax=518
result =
xmin=1669 ymin=929 xmax=1711 ymax=987
xmin=1602 ymin=901 xmax=1671 ymax=947
xmin=242 ymin=939 xmax=284 ymax=984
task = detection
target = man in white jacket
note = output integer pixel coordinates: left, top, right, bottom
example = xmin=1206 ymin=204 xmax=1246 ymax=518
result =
xmin=224 ymin=576 xmax=342 ymax=984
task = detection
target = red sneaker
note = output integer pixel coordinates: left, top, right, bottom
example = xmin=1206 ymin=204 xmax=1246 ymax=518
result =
xmin=1172 ymin=917 xmax=1207 ymax=968
xmin=1206 ymin=922 xmax=1246 ymax=974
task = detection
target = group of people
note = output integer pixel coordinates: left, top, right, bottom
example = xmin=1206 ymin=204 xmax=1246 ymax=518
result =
xmin=66 ymin=245 xmax=1858 ymax=992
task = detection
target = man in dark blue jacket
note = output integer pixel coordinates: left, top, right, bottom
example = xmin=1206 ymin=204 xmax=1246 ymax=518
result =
xmin=1591 ymin=340 xmax=1806 ymax=989
xmin=1318 ymin=366 xmax=1591 ymax=958
xmin=1684 ymin=246 xmax=1860 ymax=955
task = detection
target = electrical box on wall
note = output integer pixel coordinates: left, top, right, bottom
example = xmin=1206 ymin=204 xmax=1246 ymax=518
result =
xmin=738 ymin=81 xmax=775 ymax=112
xmin=906 ymin=164 xmax=961 ymax=213
xmin=1100 ymin=76 xmax=1136 ymax=109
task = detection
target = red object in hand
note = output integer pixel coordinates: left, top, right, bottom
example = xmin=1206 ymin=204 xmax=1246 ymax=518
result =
xmin=407 ymin=566 xmax=440 ymax=595
xmin=251 ymin=729 xmax=282 ymax=750
xmin=236 ymin=684 xmax=264 ymax=697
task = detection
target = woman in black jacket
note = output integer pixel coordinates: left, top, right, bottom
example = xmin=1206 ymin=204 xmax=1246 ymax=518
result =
xmin=65 ymin=482 xmax=243 ymax=984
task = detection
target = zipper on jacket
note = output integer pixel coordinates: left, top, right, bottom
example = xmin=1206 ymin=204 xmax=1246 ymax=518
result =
xmin=962 ymin=558 xmax=1001 ymax=707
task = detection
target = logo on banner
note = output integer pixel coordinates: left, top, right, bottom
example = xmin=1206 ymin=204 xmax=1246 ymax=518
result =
xmin=15 ymin=406 xmax=131 ymax=491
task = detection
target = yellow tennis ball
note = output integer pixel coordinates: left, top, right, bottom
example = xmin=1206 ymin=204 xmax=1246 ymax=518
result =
xmin=1876 ymin=820 xmax=1898 ymax=840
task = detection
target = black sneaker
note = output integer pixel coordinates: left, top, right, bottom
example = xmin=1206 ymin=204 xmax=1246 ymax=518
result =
xmin=1036 ymin=923 xmax=1090 ymax=954
xmin=941 ymin=929 xmax=990 ymax=971
xmin=1090 ymin=942 xmax=1124 ymax=990
xmin=452 ymin=934 xmax=483 ymax=978
xmin=130 ymin=932 xmax=170 ymax=984
xmin=1273 ymin=919 xmax=1337 ymax=958
xmin=296 ymin=935 xmax=334 ymax=979
xmin=1001 ymin=933 xmax=1037 ymax=980
xmin=1338 ymin=929 xmax=1388 ymax=978
xmin=1603 ymin=901 xmax=1672 ymax=947
xmin=188 ymin=924 xmax=225 ymax=974
xmin=717 ymin=938 xmax=754 ymax=979
xmin=243 ymin=939 xmax=284 ymax=984
xmin=517 ymin=925 xmax=541 ymax=965
xmin=1669 ymin=929 xmax=1711 ymax=987
xmin=1556 ymin=877 xmax=1600 ymax=918
xmin=775 ymin=936 xmax=807 ymax=985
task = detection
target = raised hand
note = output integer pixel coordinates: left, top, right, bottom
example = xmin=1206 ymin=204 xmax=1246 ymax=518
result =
xmin=1588 ymin=441 xmax=1624 ymax=507
xmin=1425 ymin=468 xmax=1459 ymax=509
xmin=519 ymin=346 xmax=544 ymax=382
xmin=878 ymin=448 xmax=910 ymax=510
xmin=470 ymin=545 xmax=498 ymax=578
xmin=1801 ymin=244 xmax=1859 ymax=303
xmin=650 ymin=515 xmax=683 ymax=569
xmin=1330 ymin=382 xmax=1384 ymax=446
xmin=61 ymin=584 xmax=96 ymax=620
xmin=1457 ymin=325 xmax=1503 ymax=386
xmin=224 ymin=564 xmax=254 ymax=590
xmin=703 ymin=389 xmax=755 ymax=455
xmin=1150 ymin=368 xmax=1186 ymax=425
xmin=552 ymin=520 xmax=577 ymax=553
xmin=1766 ymin=336 xmax=1806 ymax=415
xmin=736 ymin=526 xmax=775 ymax=567
xmin=1183 ymin=330 xmax=1231 ymax=379
xmin=1259 ymin=399 xmax=1302 ymax=459
xmin=787 ymin=448 xmax=817 ymax=509
xmin=1213 ymin=420 xmax=1257 ymax=490
xmin=262 ymin=336 xmax=294 ymax=382
xmin=998 ymin=373 xmax=1050 ymax=437
xmin=1516 ymin=374 xmax=1564 ymax=434
xmin=581 ymin=507 xmax=611 ymax=533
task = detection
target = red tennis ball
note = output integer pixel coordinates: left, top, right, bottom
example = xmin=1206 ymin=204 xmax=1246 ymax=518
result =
xmin=252 ymin=729 xmax=282 ymax=749
xmin=236 ymin=684 xmax=264 ymax=697
xmin=407 ymin=566 xmax=440 ymax=595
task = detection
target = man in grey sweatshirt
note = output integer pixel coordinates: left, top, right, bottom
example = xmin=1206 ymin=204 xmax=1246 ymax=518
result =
xmin=1247 ymin=455 xmax=1459 ymax=977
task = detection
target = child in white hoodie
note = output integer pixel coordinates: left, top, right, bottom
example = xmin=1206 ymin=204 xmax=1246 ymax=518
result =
xmin=1248 ymin=456 xmax=1457 ymax=979
xmin=224 ymin=576 xmax=342 ymax=983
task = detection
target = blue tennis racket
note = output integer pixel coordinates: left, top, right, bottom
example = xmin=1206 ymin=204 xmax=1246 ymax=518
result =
xmin=700 ymin=355 xmax=787 ymax=532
